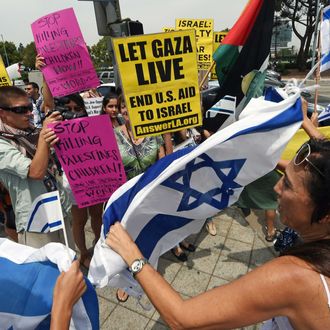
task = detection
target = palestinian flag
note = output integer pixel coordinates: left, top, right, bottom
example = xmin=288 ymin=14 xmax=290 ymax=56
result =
xmin=202 ymin=0 xmax=275 ymax=133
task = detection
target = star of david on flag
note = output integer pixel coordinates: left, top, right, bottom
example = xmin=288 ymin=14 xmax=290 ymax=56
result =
xmin=89 ymin=86 xmax=303 ymax=297
xmin=162 ymin=155 xmax=245 ymax=212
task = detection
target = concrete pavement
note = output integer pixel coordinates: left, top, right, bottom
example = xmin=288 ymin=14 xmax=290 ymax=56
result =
xmin=88 ymin=206 xmax=278 ymax=330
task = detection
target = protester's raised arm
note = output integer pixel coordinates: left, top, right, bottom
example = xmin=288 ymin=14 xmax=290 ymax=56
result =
xmin=50 ymin=260 xmax=86 ymax=330
xmin=301 ymin=98 xmax=324 ymax=140
xmin=35 ymin=54 xmax=55 ymax=113
xmin=106 ymin=222 xmax=297 ymax=329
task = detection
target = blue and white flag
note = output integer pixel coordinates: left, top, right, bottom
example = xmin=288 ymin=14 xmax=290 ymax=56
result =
xmin=26 ymin=191 xmax=64 ymax=233
xmin=0 ymin=238 xmax=99 ymax=330
xmin=89 ymin=87 xmax=302 ymax=296
xmin=321 ymin=5 xmax=330 ymax=72
xmin=318 ymin=103 xmax=330 ymax=123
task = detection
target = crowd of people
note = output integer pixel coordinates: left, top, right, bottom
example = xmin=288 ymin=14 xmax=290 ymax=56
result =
xmin=0 ymin=53 xmax=329 ymax=329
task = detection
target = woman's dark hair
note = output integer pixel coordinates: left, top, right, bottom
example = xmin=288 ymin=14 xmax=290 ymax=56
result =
xmin=283 ymin=138 xmax=330 ymax=277
xmin=282 ymin=239 xmax=330 ymax=277
xmin=101 ymin=92 xmax=118 ymax=115
xmin=304 ymin=138 xmax=330 ymax=223
xmin=117 ymin=94 xmax=126 ymax=114
xmin=65 ymin=93 xmax=86 ymax=111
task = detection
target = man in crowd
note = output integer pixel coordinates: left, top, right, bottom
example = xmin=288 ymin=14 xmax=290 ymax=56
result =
xmin=25 ymin=82 xmax=44 ymax=128
xmin=0 ymin=86 xmax=73 ymax=248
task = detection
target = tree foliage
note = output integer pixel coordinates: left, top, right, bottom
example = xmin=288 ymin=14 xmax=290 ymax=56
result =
xmin=0 ymin=41 xmax=21 ymax=66
xmin=89 ymin=36 xmax=112 ymax=69
xmin=276 ymin=0 xmax=328 ymax=70
xmin=22 ymin=42 xmax=37 ymax=69
xmin=0 ymin=35 xmax=113 ymax=71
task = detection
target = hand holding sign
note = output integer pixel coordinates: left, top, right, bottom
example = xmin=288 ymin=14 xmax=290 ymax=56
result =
xmin=31 ymin=8 xmax=99 ymax=97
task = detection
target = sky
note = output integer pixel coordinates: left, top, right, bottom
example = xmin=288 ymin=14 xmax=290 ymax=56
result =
xmin=1 ymin=0 xmax=249 ymax=46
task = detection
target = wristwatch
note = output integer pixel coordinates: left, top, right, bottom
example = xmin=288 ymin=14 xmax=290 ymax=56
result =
xmin=129 ymin=258 xmax=149 ymax=277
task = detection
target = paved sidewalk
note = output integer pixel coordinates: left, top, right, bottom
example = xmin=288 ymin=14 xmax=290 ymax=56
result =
xmin=89 ymin=206 xmax=278 ymax=330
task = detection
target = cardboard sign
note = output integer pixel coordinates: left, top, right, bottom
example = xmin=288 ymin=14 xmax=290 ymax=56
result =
xmin=0 ymin=56 xmax=12 ymax=87
xmin=162 ymin=27 xmax=175 ymax=32
xmin=176 ymin=19 xmax=214 ymax=70
xmin=112 ymin=30 xmax=202 ymax=138
xmin=49 ymin=115 xmax=126 ymax=208
xmin=84 ymin=97 xmax=104 ymax=116
xmin=31 ymin=8 xmax=99 ymax=97
xmin=211 ymin=32 xmax=228 ymax=80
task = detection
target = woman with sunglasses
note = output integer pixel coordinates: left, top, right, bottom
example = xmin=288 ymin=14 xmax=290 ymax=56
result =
xmin=105 ymin=138 xmax=330 ymax=329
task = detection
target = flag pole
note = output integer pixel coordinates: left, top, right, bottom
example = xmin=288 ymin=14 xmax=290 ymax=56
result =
xmin=314 ymin=7 xmax=323 ymax=114
xmin=199 ymin=61 xmax=215 ymax=90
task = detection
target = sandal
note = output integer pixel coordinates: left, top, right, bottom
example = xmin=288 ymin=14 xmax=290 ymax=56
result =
xmin=205 ymin=221 xmax=217 ymax=236
xmin=179 ymin=242 xmax=196 ymax=252
xmin=265 ymin=228 xmax=277 ymax=242
xmin=116 ymin=289 xmax=129 ymax=303
xmin=171 ymin=248 xmax=188 ymax=262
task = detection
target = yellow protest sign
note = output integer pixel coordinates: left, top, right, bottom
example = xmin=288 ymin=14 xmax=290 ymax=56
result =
xmin=175 ymin=19 xmax=213 ymax=71
xmin=0 ymin=55 xmax=12 ymax=87
xmin=211 ymin=31 xmax=228 ymax=80
xmin=281 ymin=126 xmax=330 ymax=160
xmin=163 ymin=27 xmax=175 ymax=32
xmin=112 ymin=30 xmax=202 ymax=139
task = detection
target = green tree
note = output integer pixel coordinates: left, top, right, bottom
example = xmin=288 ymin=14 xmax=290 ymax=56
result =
xmin=0 ymin=41 xmax=21 ymax=66
xmin=276 ymin=0 xmax=327 ymax=70
xmin=90 ymin=36 xmax=112 ymax=69
xmin=22 ymin=42 xmax=37 ymax=69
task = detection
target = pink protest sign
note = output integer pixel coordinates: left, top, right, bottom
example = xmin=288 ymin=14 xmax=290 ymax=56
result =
xmin=49 ymin=115 xmax=126 ymax=208
xmin=31 ymin=8 xmax=99 ymax=97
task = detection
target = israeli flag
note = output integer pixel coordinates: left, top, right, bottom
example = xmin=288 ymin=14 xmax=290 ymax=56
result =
xmin=89 ymin=87 xmax=302 ymax=296
xmin=318 ymin=103 xmax=330 ymax=122
xmin=26 ymin=191 xmax=64 ymax=233
xmin=0 ymin=238 xmax=99 ymax=329
xmin=321 ymin=5 xmax=330 ymax=72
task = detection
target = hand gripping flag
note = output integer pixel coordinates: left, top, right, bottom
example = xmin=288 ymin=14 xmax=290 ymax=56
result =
xmin=26 ymin=191 xmax=64 ymax=233
xmin=321 ymin=5 xmax=330 ymax=72
xmin=0 ymin=238 xmax=99 ymax=330
xmin=202 ymin=0 xmax=275 ymax=132
xmin=89 ymin=87 xmax=303 ymax=296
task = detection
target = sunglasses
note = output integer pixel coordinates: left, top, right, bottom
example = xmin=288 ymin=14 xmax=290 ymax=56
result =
xmin=0 ymin=104 xmax=33 ymax=114
xmin=294 ymin=143 xmax=325 ymax=178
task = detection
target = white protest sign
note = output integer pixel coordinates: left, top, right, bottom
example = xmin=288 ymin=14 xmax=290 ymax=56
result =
xmin=84 ymin=97 xmax=104 ymax=116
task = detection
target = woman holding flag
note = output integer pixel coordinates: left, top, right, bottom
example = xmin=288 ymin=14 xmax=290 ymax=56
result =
xmin=105 ymin=137 xmax=330 ymax=329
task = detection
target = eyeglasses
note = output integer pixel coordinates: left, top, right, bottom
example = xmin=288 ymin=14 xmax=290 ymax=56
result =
xmin=0 ymin=104 xmax=33 ymax=114
xmin=294 ymin=143 xmax=325 ymax=178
